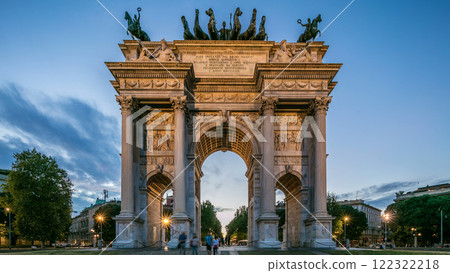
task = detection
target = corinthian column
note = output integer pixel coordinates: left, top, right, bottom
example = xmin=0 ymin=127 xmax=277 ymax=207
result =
xmin=310 ymin=96 xmax=332 ymax=215
xmin=171 ymin=96 xmax=187 ymax=217
xmin=116 ymin=95 xmax=136 ymax=217
xmin=261 ymin=96 xmax=278 ymax=216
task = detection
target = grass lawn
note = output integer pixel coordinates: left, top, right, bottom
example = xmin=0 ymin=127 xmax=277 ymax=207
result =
xmin=323 ymin=249 xmax=450 ymax=255
xmin=0 ymin=248 xmax=127 ymax=255
xmin=238 ymin=250 xmax=317 ymax=255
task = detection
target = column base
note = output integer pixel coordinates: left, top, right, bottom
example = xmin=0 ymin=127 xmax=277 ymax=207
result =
xmin=167 ymin=213 xmax=191 ymax=249
xmin=304 ymin=213 xmax=336 ymax=248
xmin=257 ymin=213 xmax=281 ymax=249
xmin=112 ymin=214 xmax=144 ymax=248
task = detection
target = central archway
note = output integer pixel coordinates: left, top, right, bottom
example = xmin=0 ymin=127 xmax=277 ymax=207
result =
xmin=190 ymin=120 xmax=261 ymax=246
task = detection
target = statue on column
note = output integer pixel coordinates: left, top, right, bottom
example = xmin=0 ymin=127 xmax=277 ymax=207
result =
xmin=152 ymin=39 xmax=179 ymax=62
xmin=297 ymin=14 xmax=322 ymax=43
xmin=124 ymin=7 xmax=151 ymax=41
xmin=270 ymin=40 xmax=294 ymax=62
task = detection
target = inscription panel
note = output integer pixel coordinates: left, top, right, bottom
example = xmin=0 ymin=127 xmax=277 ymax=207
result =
xmin=181 ymin=50 xmax=267 ymax=78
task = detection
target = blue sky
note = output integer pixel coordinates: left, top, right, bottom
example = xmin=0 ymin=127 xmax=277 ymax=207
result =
xmin=1 ymin=0 xmax=450 ymax=224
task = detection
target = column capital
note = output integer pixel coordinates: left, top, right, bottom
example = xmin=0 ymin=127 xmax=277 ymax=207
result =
xmin=116 ymin=95 xmax=137 ymax=113
xmin=261 ymin=96 xmax=278 ymax=114
xmin=170 ymin=96 xmax=187 ymax=111
xmin=308 ymin=96 xmax=332 ymax=115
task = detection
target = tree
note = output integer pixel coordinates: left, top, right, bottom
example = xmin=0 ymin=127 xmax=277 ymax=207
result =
xmin=0 ymin=149 xmax=73 ymax=247
xmin=93 ymin=203 xmax=121 ymax=243
xmin=201 ymin=200 xmax=222 ymax=240
xmin=226 ymin=206 xmax=248 ymax=244
xmin=386 ymin=195 xmax=450 ymax=247
xmin=327 ymin=193 xmax=368 ymax=243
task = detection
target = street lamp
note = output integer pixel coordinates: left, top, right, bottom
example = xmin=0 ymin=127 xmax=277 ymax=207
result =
xmin=411 ymin=228 xmax=417 ymax=248
xmin=97 ymin=216 xmax=104 ymax=250
xmin=344 ymin=216 xmax=349 ymax=248
xmin=383 ymin=213 xmax=390 ymax=249
xmin=6 ymin=208 xmax=11 ymax=251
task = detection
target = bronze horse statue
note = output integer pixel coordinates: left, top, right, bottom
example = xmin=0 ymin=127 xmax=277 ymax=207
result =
xmin=194 ymin=9 xmax=209 ymax=40
xmin=181 ymin=16 xmax=195 ymax=40
xmin=205 ymin=8 xmax=219 ymax=40
xmin=124 ymin=8 xmax=150 ymax=41
xmin=297 ymin=14 xmax=322 ymax=43
xmin=230 ymin=7 xmax=243 ymax=40
xmin=239 ymin=8 xmax=257 ymax=40
xmin=253 ymin=16 xmax=267 ymax=40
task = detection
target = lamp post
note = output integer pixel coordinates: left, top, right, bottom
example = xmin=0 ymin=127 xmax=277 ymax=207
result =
xmin=97 ymin=216 xmax=103 ymax=250
xmin=6 ymin=207 xmax=11 ymax=251
xmin=344 ymin=217 xmax=349 ymax=248
xmin=411 ymin=228 xmax=417 ymax=248
xmin=383 ymin=213 xmax=390 ymax=249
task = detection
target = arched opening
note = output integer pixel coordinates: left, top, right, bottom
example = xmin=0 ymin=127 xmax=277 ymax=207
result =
xmin=201 ymin=151 xmax=248 ymax=244
xmin=193 ymin=121 xmax=259 ymax=247
xmin=146 ymin=172 xmax=173 ymax=247
xmin=276 ymin=173 xmax=304 ymax=247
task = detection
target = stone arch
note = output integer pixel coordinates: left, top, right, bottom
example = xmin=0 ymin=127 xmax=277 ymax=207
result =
xmin=275 ymin=171 xmax=306 ymax=248
xmin=191 ymin=120 xmax=261 ymax=245
xmin=191 ymin=118 xmax=261 ymax=167
xmin=145 ymin=172 xmax=173 ymax=247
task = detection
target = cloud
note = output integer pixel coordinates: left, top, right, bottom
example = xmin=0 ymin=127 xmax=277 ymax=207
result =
xmin=336 ymin=178 xmax=450 ymax=210
xmin=0 ymin=84 xmax=121 ymax=213
xmin=214 ymin=206 xmax=234 ymax=212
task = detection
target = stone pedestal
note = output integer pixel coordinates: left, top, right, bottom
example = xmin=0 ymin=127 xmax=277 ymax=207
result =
xmin=257 ymin=214 xmax=282 ymax=248
xmin=167 ymin=215 xmax=191 ymax=249
xmin=304 ymin=214 xmax=335 ymax=248
xmin=112 ymin=216 xmax=144 ymax=248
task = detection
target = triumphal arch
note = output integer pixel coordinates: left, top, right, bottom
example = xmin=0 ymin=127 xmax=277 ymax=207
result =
xmin=106 ymin=37 xmax=341 ymax=248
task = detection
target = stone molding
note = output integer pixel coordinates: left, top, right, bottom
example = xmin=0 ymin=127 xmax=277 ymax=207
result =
xmin=261 ymin=96 xmax=278 ymax=114
xmin=170 ymin=96 xmax=187 ymax=111
xmin=308 ymin=96 xmax=332 ymax=114
xmin=116 ymin=95 xmax=137 ymax=113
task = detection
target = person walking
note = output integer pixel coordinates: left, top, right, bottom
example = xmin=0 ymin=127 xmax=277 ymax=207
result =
xmin=190 ymin=233 xmax=199 ymax=255
xmin=212 ymin=236 xmax=219 ymax=255
xmin=205 ymin=232 xmax=213 ymax=255
xmin=178 ymin=232 xmax=187 ymax=255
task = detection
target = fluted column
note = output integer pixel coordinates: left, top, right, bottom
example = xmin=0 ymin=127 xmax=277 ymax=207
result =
xmin=310 ymin=96 xmax=332 ymax=215
xmin=261 ymin=96 xmax=278 ymax=215
xmin=116 ymin=95 xmax=136 ymax=217
xmin=171 ymin=96 xmax=187 ymax=216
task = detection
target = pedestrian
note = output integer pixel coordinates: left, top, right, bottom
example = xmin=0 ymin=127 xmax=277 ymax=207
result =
xmin=212 ymin=236 xmax=219 ymax=255
xmin=190 ymin=233 xmax=199 ymax=255
xmin=205 ymin=232 xmax=213 ymax=255
xmin=178 ymin=231 xmax=187 ymax=255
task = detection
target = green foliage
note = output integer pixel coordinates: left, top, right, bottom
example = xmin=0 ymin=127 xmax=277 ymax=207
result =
xmin=226 ymin=206 xmax=248 ymax=242
xmin=93 ymin=203 xmax=121 ymax=242
xmin=327 ymin=193 xmax=368 ymax=242
xmin=201 ymin=200 xmax=222 ymax=240
xmin=0 ymin=149 xmax=73 ymax=243
xmin=386 ymin=194 xmax=450 ymax=246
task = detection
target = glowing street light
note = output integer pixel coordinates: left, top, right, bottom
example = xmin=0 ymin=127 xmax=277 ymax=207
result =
xmin=344 ymin=216 xmax=350 ymax=248
xmin=383 ymin=213 xmax=390 ymax=249
xmin=97 ymin=215 xmax=104 ymax=250
xmin=6 ymin=208 xmax=11 ymax=251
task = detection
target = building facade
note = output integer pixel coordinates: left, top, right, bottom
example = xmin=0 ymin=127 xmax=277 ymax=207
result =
xmin=337 ymin=199 xmax=383 ymax=246
xmin=394 ymin=183 xmax=450 ymax=202
xmin=68 ymin=199 xmax=121 ymax=245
